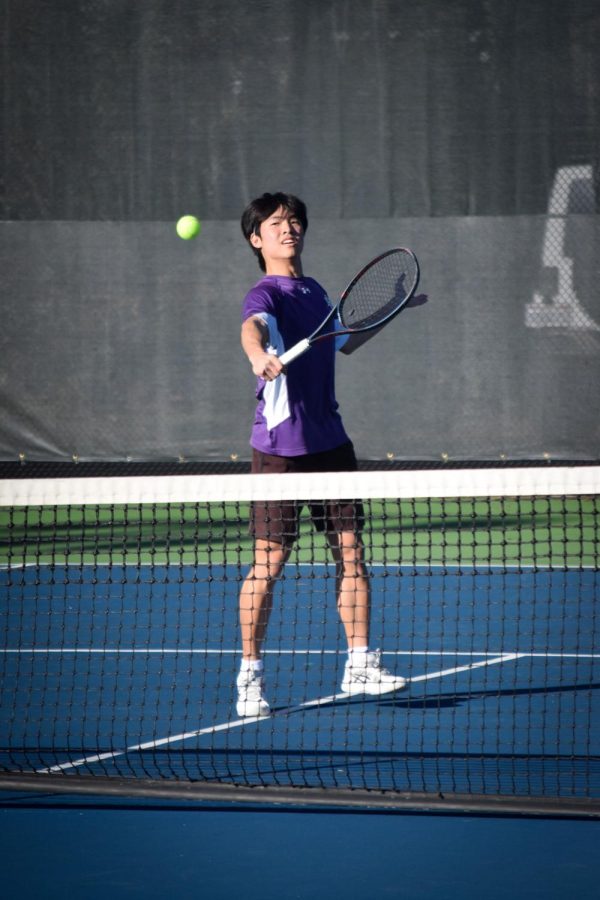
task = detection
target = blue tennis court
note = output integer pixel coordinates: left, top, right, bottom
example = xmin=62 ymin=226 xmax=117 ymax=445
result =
xmin=1 ymin=795 xmax=600 ymax=900
xmin=2 ymin=560 xmax=599 ymax=806
xmin=1 ymin=469 xmax=599 ymax=900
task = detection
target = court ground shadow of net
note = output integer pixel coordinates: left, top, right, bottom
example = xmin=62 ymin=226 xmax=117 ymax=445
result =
xmin=376 ymin=679 xmax=600 ymax=711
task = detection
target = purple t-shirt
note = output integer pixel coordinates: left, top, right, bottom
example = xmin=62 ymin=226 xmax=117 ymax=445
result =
xmin=242 ymin=275 xmax=350 ymax=456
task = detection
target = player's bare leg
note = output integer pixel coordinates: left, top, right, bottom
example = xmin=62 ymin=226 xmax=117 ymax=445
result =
xmin=328 ymin=530 xmax=407 ymax=696
xmin=237 ymin=540 xmax=291 ymax=716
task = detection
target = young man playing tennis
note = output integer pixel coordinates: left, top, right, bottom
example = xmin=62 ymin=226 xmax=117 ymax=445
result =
xmin=237 ymin=191 xmax=407 ymax=717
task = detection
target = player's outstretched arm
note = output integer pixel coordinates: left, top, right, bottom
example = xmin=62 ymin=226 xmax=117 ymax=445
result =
xmin=241 ymin=316 xmax=284 ymax=381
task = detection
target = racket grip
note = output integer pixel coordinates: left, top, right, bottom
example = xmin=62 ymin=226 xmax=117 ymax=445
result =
xmin=279 ymin=338 xmax=311 ymax=366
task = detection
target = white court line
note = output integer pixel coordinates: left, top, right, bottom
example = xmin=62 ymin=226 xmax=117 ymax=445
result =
xmin=5 ymin=647 xmax=600 ymax=659
xmin=407 ymin=652 xmax=524 ymax=683
xmin=36 ymin=652 xmax=525 ymax=776
xmin=4 ymin=563 xmax=599 ymax=573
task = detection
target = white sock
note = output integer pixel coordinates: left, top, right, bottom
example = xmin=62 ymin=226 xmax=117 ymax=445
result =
xmin=348 ymin=647 xmax=369 ymax=666
xmin=240 ymin=658 xmax=263 ymax=675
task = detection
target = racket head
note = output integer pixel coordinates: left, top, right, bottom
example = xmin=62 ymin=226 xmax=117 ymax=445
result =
xmin=337 ymin=247 xmax=420 ymax=332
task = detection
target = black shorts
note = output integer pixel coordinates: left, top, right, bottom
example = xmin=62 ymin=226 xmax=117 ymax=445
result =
xmin=250 ymin=442 xmax=365 ymax=546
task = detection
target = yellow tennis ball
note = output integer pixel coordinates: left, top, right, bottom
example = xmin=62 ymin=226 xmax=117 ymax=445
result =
xmin=176 ymin=215 xmax=201 ymax=240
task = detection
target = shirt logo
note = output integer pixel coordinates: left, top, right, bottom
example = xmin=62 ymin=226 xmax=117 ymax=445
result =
xmin=299 ymin=285 xmax=311 ymax=294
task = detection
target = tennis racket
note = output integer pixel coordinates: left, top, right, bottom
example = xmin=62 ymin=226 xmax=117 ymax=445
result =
xmin=279 ymin=247 xmax=420 ymax=366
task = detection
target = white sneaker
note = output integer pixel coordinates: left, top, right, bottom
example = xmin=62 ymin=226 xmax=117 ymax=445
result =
xmin=236 ymin=669 xmax=271 ymax=717
xmin=341 ymin=650 xmax=407 ymax=696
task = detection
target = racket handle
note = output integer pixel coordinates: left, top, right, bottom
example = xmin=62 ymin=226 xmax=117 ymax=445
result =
xmin=279 ymin=338 xmax=311 ymax=366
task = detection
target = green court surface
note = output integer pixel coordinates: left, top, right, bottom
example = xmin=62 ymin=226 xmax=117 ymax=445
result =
xmin=2 ymin=495 xmax=598 ymax=568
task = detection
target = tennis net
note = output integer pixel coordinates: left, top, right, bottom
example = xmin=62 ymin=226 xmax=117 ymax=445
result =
xmin=1 ymin=465 xmax=599 ymax=814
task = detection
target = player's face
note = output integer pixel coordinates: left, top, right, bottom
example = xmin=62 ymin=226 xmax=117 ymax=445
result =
xmin=251 ymin=207 xmax=305 ymax=270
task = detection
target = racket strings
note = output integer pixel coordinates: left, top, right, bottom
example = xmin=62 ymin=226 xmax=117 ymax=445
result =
xmin=339 ymin=251 xmax=418 ymax=330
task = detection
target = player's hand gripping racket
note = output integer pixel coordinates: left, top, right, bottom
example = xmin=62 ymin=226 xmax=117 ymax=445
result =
xmin=279 ymin=248 xmax=420 ymax=366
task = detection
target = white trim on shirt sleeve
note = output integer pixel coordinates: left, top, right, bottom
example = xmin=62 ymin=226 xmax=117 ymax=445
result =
xmin=256 ymin=312 xmax=291 ymax=430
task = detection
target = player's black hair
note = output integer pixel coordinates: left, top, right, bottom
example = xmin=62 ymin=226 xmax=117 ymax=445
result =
xmin=241 ymin=192 xmax=308 ymax=271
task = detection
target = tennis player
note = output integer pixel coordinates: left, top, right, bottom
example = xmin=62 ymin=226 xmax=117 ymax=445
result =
xmin=237 ymin=191 xmax=407 ymax=717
